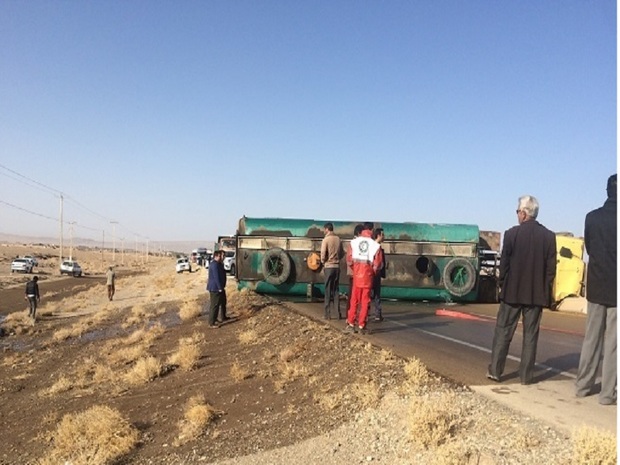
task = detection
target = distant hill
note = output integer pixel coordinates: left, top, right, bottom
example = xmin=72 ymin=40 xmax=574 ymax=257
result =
xmin=0 ymin=233 xmax=214 ymax=255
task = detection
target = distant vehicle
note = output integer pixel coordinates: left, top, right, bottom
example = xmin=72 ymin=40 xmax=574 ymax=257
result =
xmin=60 ymin=260 xmax=83 ymax=277
xmin=223 ymin=250 xmax=236 ymax=275
xmin=23 ymin=255 xmax=38 ymax=266
xmin=11 ymin=258 xmax=33 ymax=274
xmin=176 ymin=257 xmax=192 ymax=273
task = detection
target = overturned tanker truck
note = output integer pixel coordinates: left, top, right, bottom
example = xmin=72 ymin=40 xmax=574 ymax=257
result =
xmin=234 ymin=216 xmax=500 ymax=303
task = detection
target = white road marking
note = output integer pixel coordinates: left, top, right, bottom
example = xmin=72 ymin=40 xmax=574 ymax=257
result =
xmin=389 ymin=318 xmax=577 ymax=380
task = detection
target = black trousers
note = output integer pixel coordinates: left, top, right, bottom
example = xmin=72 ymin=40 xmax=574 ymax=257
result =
xmin=488 ymin=302 xmax=543 ymax=384
xmin=208 ymin=291 xmax=227 ymax=325
xmin=324 ymin=268 xmax=340 ymax=317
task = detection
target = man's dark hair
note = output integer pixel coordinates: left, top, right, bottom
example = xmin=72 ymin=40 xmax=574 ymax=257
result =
xmin=607 ymin=174 xmax=617 ymax=199
xmin=372 ymin=228 xmax=384 ymax=240
xmin=353 ymin=224 xmax=363 ymax=237
xmin=363 ymin=222 xmax=374 ymax=231
xmin=33 ymin=276 xmax=38 ymax=282
xmin=324 ymin=222 xmax=334 ymax=231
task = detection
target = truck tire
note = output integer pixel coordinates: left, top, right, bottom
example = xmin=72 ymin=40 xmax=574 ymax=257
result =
xmin=261 ymin=248 xmax=291 ymax=285
xmin=443 ymin=258 xmax=476 ymax=297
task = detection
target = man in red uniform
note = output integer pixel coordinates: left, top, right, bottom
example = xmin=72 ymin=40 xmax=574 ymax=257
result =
xmin=345 ymin=222 xmax=383 ymax=334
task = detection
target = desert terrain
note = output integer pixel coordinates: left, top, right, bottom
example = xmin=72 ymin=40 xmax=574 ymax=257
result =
xmin=0 ymin=244 xmax=615 ymax=465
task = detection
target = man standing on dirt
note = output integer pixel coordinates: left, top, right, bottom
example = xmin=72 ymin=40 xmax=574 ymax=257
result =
xmin=25 ymin=275 xmax=40 ymax=323
xmin=345 ymin=222 xmax=382 ymax=334
xmin=487 ymin=195 xmax=556 ymax=385
xmin=321 ymin=222 xmax=344 ymax=320
xmin=207 ymin=251 xmax=228 ymax=328
xmin=576 ymin=174 xmax=617 ymax=405
xmin=106 ymin=266 xmax=116 ymax=301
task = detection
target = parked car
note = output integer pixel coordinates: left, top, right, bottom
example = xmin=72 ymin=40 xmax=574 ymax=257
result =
xmin=11 ymin=258 xmax=33 ymax=274
xmin=23 ymin=255 xmax=38 ymax=266
xmin=223 ymin=251 xmax=236 ymax=275
xmin=176 ymin=257 xmax=192 ymax=273
xmin=60 ymin=260 xmax=83 ymax=277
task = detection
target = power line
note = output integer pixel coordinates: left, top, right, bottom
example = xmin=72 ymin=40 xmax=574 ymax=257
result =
xmin=0 ymin=163 xmax=151 ymax=240
xmin=0 ymin=199 xmax=58 ymax=222
xmin=0 ymin=163 xmax=62 ymax=196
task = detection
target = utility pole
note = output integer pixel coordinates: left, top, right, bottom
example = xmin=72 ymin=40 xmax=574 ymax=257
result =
xmin=120 ymin=237 xmax=125 ymax=265
xmin=101 ymin=229 xmax=105 ymax=267
xmin=59 ymin=195 xmax=64 ymax=268
xmin=68 ymin=221 xmax=76 ymax=260
xmin=110 ymin=220 xmax=118 ymax=262
xmin=146 ymin=238 xmax=150 ymax=263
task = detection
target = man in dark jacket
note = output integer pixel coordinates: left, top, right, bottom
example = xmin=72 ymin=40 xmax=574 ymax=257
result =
xmin=576 ymin=174 xmax=617 ymax=405
xmin=207 ymin=251 xmax=228 ymax=328
xmin=487 ymin=195 xmax=557 ymax=385
xmin=25 ymin=275 xmax=40 ymax=323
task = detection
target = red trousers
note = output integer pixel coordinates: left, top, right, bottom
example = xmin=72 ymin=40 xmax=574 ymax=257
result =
xmin=347 ymin=286 xmax=371 ymax=328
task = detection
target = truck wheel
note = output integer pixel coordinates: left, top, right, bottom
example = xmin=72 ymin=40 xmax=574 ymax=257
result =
xmin=230 ymin=264 xmax=236 ymax=275
xmin=261 ymin=248 xmax=291 ymax=285
xmin=443 ymin=258 xmax=476 ymax=297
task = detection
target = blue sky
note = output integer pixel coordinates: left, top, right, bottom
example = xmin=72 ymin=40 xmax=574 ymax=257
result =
xmin=0 ymin=1 xmax=616 ymax=247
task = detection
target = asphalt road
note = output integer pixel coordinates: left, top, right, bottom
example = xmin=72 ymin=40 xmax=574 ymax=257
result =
xmin=282 ymin=297 xmax=617 ymax=435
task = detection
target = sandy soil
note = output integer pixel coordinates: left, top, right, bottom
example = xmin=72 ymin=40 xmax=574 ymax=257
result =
xmin=0 ymin=245 xmax=595 ymax=465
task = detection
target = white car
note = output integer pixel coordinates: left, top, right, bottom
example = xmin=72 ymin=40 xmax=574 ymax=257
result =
xmin=60 ymin=260 xmax=83 ymax=277
xmin=176 ymin=257 xmax=192 ymax=273
xmin=11 ymin=258 xmax=33 ymax=273
xmin=223 ymin=251 xmax=236 ymax=275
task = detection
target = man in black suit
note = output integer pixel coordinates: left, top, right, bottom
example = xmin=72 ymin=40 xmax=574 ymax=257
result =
xmin=575 ymin=174 xmax=617 ymax=405
xmin=487 ymin=195 xmax=557 ymax=385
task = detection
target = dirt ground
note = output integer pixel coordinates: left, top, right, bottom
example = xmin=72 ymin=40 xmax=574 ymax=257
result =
xmin=0 ymin=245 xmax=409 ymax=464
xmin=0 ymin=244 xmax=610 ymax=465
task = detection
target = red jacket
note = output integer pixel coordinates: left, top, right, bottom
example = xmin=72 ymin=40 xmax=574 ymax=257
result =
xmin=346 ymin=230 xmax=382 ymax=288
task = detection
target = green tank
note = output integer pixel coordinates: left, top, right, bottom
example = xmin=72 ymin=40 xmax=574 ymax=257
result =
xmin=235 ymin=216 xmax=481 ymax=302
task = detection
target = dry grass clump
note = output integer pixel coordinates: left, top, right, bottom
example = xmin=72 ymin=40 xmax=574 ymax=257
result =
xmin=39 ymin=405 xmax=139 ymax=465
xmin=123 ymin=304 xmax=150 ymax=328
xmin=430 ymin=440 xmax=477 ymax=465
xmin=52 ymin=314 xmax=104 ymax=342
xmin=154 ymin=273 xmax=175 ymax=290
xmin=408 ymin=391 xmax=463 ymax=448
xmin=279 ymin=340 xmax=306 ymax=363
xmin=571 ymin=426 xmax=617 ymax=465
xmin=174 ymin=395 xmax=219 ymax=446
xmin=314 ymin=389 xmax=345 ymax=411
xmin=167 ymin=335 xmax=202 ymax=371
xmin=278 ymin=360 xmax=308 ymax=382
xmin=350 ymin=380 xmax=382 ymax=408
xmin=238 ymin=329 xmax=260 ymax=345
xmin=0 ymin=311 xmax=34 ymax=335
xmin=179 ymin=298 xmax=202 ymax=321
xmin=230 ymin=360 xmax=251 ymax=381
xmin=124 ymin=356 xmax=162 ymax=386
xmin=404 ymin=357 xmax=432 ymax=390
xmin=40 ymin=375 xmax=74 ymax=397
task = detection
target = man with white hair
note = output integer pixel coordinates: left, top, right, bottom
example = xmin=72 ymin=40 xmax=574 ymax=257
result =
xmin=487 ymin=195 xmax=557 ymax=385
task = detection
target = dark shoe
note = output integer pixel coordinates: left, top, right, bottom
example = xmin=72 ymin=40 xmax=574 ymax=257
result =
xmin=220 ymin=316 xmax=231 ymax=322
xmin=358 ymin=326 xmax=368 ymax=335
xmin=343 ymin=324 xmax=356 ymax=334
xmin=486 ymin=371 xmax=500 ymax=382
